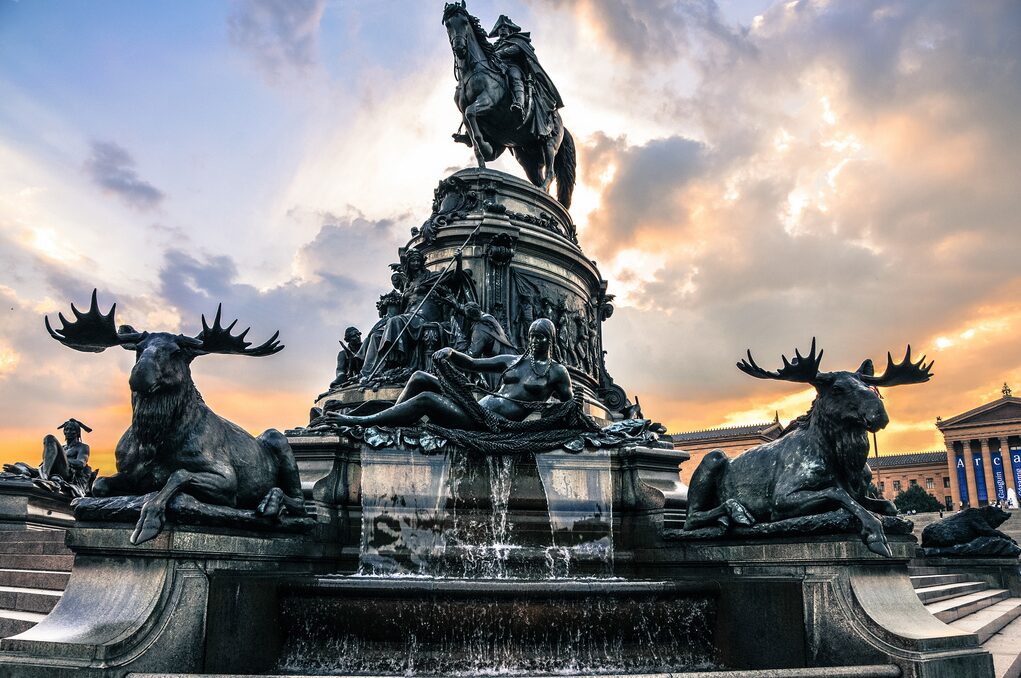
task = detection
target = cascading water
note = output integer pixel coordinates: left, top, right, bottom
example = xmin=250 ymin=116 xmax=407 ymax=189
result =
xmin=276 ymin=443 xmax=720 ymax=675
xmin=277 ymin=579 xmax=718 ymax=676
xmin=357 ymin=445 xmax=616 ymax=578
xmin=535 ymin=449 xmax=614 ymax=578
xmin=357 ymin=447 xmax=452 ymax=575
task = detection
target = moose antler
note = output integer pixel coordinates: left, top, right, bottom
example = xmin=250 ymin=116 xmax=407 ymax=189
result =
xmin=192 ymin=305 xmax=282 ymax=357
xmin=859 ymin=346 xmax=933 ymax=387
xmin=45 ymin=290 xmax=146 ymax=353
xmin=737 ymin=338 xmax=824 ymax=383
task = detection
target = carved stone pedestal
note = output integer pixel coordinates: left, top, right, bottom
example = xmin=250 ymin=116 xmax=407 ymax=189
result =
xmin=311 ymin=167 xmax=635 ymax=422
xmin=0 ymin=481 xmax=74 ymax=530
xmin=0 ymin=525 xmax=333 ymax=678
xmin=635 ymin=536 xmax=995 ymax=678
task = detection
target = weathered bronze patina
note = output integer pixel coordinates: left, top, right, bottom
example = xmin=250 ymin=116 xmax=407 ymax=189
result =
xmin=45 ymin=290 xmax=310 ymax=544
xmin=0 ymin=418 xmax=97 ymax=497
xmin=443 ymin=2 xmax=576 ymax=208
xmin=683 ymin=340 xmax=934 ymax=557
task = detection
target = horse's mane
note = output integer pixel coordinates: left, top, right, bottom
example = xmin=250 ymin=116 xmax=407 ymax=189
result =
xmin=443 ymin=5 xmax=499 ymax=62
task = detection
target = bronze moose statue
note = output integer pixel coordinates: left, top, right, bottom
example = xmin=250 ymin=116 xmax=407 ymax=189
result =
xmin=46 ymin=291 xmax=306 ymax=545
xmin=684 ymin=339 xmax=933 ymax=557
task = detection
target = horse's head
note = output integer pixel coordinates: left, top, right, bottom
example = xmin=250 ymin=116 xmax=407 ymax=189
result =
xmin=443 ymin=2 xmax=472 ymax=59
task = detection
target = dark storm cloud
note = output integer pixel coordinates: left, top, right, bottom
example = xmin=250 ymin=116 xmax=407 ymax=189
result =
xmin=228 ymin=0 xmax=326 ymax=81
xmin=83 ymin=141 xmax=164 ymax=212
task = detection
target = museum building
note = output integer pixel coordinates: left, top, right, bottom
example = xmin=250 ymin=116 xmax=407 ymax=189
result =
xmin=937 ymin=385 xmax=1021 ymax=510
xmin=868 ymin=451 xmax=952 ymax=508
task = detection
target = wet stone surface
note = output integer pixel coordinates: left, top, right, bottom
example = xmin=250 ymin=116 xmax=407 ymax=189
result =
xmin=276 ymin=578 xmax=718 ymax=676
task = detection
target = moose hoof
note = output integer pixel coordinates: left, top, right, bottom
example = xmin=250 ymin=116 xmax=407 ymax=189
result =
xmin=864 ymin=530 xmax=893 ymax=557
xmin=725 ymin=499 xmax=755 ymax=526
xmin=257 ymin=487 xmax=285 ymax=518
xmin=130 ymin=502 xmax=166 ymax=545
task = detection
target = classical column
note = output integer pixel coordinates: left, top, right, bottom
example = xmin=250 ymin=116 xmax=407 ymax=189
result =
xmin=945 ymin=441 xmax=962 ymax=510
xmin=979 ymin=437 xmax=998 ymax=505
xmin=964 ymin=439 xmax=980 ymax=508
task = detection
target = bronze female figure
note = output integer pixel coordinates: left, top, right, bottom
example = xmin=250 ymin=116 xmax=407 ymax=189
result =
xmin=312 ymin=318 xmax=572 ymax=431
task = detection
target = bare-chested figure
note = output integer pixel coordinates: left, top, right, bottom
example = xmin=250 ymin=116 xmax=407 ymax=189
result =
xmin=311 ymin=318 xmax=571 ymax=430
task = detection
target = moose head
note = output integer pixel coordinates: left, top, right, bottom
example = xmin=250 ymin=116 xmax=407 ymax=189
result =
xmin=45 ymin=290 xmax=282 ymax=397
xmin=737 ymin=338 xmax=934 ymax=435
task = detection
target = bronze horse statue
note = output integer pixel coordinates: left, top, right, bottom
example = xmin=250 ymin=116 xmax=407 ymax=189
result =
xmin=443 ymin=2 xmax=576 ymax=209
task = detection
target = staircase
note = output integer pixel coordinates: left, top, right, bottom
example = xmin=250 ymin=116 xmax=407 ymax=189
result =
xmin=911 ymin=565 xmax=1021 ymax=678
xmin=0 ymin=531 xmax=72 ymax=638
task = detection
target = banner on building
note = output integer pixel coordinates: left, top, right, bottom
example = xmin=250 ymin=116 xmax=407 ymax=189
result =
xmin=955 ymin=451 xmax=970 ymax=506
xmin=990 ymin=450 xmax=1007 ymax=502
xmin=1010 ymin=446 xmax=1021 ymax=500
xmin=973 ymin=451 xmax=988 ymax=503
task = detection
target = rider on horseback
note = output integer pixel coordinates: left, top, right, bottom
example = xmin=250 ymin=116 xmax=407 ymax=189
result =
xmin=489 ymin=15 xmax=564 ymax=138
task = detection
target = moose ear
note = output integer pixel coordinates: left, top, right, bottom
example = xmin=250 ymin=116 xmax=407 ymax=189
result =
xmin=177 ymin=335 xmax=208 ymax=358
xmin=118 ymin=326 xmax=146 ymax=350
xmin=813 ymin=372 xmax=835 ymax=389
xmin=857 ymin=359 xmax=875 ymax=377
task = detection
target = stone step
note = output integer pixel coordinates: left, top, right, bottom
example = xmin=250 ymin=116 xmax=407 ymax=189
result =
xmin=925 ymin=588 xmax=1011 ymax=623
xmin=0 ymin=584 xmax=62 ymax=614
xmin=0 ymin=539 xmax=71 ymax=555
xmin=0 ymin=607 xmax=46 ymax=639
xmin=0 ymin=553 xmax=74 ymax=571
xmin=909 ymin=573 xmax=970 ymax=589
xmin=907 ymin=564 xmax=946 ymax=576
xmin=0 ymin=568 xmax=70 ymax=591
xmin=951 ymin=597 xmax=1021 ymax=644
xmin=982 ymin=612 xmax=1021 ymax=678
xmin=914 ymin=580 xmax=990 ymax=604
xmin=0 ymin=530 xmax=66 ymax=543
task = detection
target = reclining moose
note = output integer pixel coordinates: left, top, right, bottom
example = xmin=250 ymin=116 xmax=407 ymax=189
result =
xmin=46 ymin=291 xmax=306 ymax=545
xmin=684 ymin=339 xmax=933 ymax=557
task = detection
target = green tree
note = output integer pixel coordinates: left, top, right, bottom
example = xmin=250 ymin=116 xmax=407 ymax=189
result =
xmin=893 ymin=484 xmax=943 ymax=513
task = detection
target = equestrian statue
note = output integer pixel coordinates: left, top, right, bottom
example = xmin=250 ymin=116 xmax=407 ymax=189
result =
xmin=443 ymin=2 xmax=576 ymax=209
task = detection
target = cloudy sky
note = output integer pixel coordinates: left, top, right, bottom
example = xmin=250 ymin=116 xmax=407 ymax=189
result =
xmin=1 ymin=0 xmax=1019 ymax=474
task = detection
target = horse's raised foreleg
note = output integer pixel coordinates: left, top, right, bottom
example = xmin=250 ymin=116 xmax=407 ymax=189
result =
xmin=464 ymin=94 xmax=496 ymax=167
xmin=539 ymin=138 xmax=557 ymax=191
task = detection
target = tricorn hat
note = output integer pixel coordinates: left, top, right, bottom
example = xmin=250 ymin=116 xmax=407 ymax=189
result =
xmin=58 ymin=418 xmax=92 ymax=433
xmin=489 ymin=15 xmax=521 ymax=37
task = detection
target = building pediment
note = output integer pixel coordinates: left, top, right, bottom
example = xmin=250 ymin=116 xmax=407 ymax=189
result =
xmin=938 ymin=397 xmax=1021 ymax=430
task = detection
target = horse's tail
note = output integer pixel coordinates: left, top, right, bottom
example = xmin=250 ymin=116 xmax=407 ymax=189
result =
xmin=554 ymin=127 xmax=577 ymax=209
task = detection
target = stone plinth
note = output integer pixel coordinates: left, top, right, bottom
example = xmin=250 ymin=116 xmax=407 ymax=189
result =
xmin=0 ymin=525 xmax=335 ymax=678
xmin=0 ymin=481 xmax=74 ymax=530
xmin=630 ymin=536 xmax=994 ymax=678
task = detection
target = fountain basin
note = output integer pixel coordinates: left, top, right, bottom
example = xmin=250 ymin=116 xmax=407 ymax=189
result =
xmin=277 ymin=577 xmax=718 ymax=676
